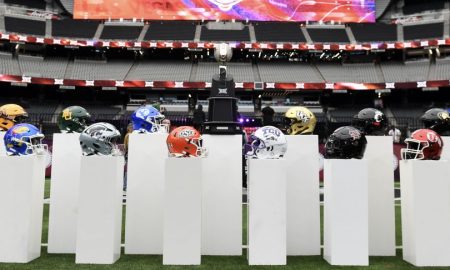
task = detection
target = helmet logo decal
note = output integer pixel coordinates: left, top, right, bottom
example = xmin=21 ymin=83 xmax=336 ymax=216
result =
xmin=438 ymin=111 xmax=449 ymax=120
xmin=207 ymin=0 xmax=242 ymax=11
xmin=374 ymin=111 xmax=383 ymax=122
xmin=137 ymin=108 xmax=150 ymax=119
xmin=62 ymin=109 xmax=72 ymax=120
xmin=427 ymin=131 xmax=442 ymax=146
xmin=178 ymin=129 xmax=195 ymax=138
xmin=262 ymin=127 xmax=281 ymax=138
xmin=349 ymin=130 xmax=361 ymax=140
xmin=12 ymin=126 xmax=29 ymax=134
xmin=296 ymin=111 xmax=310 ymax=123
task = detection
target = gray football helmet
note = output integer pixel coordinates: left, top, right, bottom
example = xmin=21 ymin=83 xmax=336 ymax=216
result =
xmin=79 ymin=122 xmax=122 ymax=156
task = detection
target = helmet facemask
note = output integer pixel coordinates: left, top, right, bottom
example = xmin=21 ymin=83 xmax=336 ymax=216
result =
xmin=401 ymin=139 xmax=427 ymax=160
xmin=191 ymin=137 xmax=207 ymax=157
xmin=12 ymin=134 xmax=47 ymax=155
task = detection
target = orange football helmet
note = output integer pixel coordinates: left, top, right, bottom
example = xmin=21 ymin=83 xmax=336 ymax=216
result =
xmin=166 ymin=126 xmax=206 ymax=157
xmin=0 ymin=104 xmax=28 ymax=131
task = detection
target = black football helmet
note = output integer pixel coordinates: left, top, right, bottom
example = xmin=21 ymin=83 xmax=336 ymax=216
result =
xmin=324 ymin=126 xmax=367 ymax=159
xmin=420 ymin=108 xmax=449 ymax=135
xmin=352 ymin=108 xmax=387 ymax=136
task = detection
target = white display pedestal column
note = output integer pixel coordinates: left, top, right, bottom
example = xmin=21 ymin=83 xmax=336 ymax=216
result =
xmin=365 ymin=136 xmax=396 ymax=256
xmin=323 ymin=159 xmax=369 ymax=266
xmin=284 ymin=135 xmax=320 ymax=255
xmin=400 ymin=160 xmax=450 ymax=266
xmin=76 ymin=155 xmax=124 ymax=264
xmin=201 ymin=135 xmax=242 ymax=255
xmin=48 ymin=133 xmax=82 ymax=254
xmin=163 ymin=158 xmax=202 ymax=265
xmin=0 ymin=131 xmax=6 ymax=156
xmin=0 ymin=155 xmax=46 ymax=263
xmin=248 ymin=159 xmax=286 ymax=265
xmin=125 ymin=133 xmax=167 ymax=254
xmin=441 ymin=136 xmax=450 ymax=160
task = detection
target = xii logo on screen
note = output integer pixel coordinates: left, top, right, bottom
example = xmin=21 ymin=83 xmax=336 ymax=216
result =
xmin=207 ymin=0 xmax=242 ymax=11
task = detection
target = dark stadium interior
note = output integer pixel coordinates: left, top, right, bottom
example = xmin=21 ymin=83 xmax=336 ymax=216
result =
xmin=52 ymin=19 xmax=100 ymax=39
xmin=4 ymin=17 xmax=46 ymax=36
xmin=0 ymin=0 xmax=449 ymax=142
xmin=349 ymin=23 xmax=398 ymax=42
xmin=253 ymin=22 xmax=306 ymax=42
xmin=100 ymin=25 xmax=143 ymax=40
xmin=307 ymin=28 xmax=350 ymax=43
xmin=403 ymin=23 xmax=444 ymax=40
xmin=200 ymin=26 xmax=251 ymax=42
xmin=144 ymin=21 xmax=197 ymax=41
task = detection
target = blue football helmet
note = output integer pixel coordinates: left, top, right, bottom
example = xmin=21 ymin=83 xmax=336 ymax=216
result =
xmin=4 ymin=123 xmax=46 ymax=156
xmin=131 ymin=105 xmax=167 ymax=133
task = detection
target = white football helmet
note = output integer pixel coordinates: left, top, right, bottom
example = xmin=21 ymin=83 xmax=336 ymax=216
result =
xmin=246 ymin=126 xmax=287 ymax=159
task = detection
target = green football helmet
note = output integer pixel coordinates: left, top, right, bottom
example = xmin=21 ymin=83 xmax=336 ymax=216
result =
xmin=58 ymin=106 xmax=91 ymax=133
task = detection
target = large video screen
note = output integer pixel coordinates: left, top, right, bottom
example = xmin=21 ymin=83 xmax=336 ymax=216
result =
xmin=74 ymin=0 xmax=375 ymax=22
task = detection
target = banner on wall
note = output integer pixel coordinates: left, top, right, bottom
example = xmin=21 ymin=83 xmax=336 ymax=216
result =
xmin=74 ymin=0 xmax=375 ymax=22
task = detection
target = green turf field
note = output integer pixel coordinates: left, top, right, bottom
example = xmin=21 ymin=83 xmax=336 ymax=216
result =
xmin=1 ymin=180 xmax=437 ymax=270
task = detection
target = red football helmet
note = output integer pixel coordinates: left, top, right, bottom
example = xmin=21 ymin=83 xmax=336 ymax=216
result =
xmin=166 ymin=126 xmax=206 ymax=157
xmin=401 ymin=129 xmax=443 ymax=160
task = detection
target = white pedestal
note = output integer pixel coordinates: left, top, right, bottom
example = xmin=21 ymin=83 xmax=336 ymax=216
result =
xmin=125 ymin=133 xmax=167 ymax=254
xmin=400 ymin=160 xmax=450 ymax=266
xmin=76 ymin=156 xmax=124 ymax=264
xmin=201 ymin=135 xmax=242 ymax=255
xmin=284 ymin=135 xmax=321 ymax=255
xmin=248 ymin=159 xmax=286 ymax=265
xmin=441 ymin=136 xmax=450 ymax=161
xmin=163 ymin=158 xmax=202 ymax=265
xmin=0 ymin=155 xmax=46 ymax=263
xmin=48 ymin=133 xmax=82 ymax=254
xmin=364 ymin=136 xmax=396 ymax=256
xmin=0 ymin=131 xmax=5 ymax=156
xmin=323 ymin=159 xmax=369 ymax=266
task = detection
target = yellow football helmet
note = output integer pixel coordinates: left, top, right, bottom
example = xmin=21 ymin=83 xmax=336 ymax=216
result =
xmin=284 ymin=106 xmax=316 ymax=135
xmin=0 ymin=104 xmax=28 ymax=131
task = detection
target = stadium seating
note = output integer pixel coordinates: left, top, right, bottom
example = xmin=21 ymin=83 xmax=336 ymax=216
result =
xmin=0 ymin=53 xmax=21 ymax=75
xmin=380 ymin=60 xmax=430 ymax=82
xmin=18 ymin=55 xmax=69 ymax=78
xmin=316 ymin=63 xmax=382 ymax=83
xmin=429 ymin=57 xmax=450 ymax=80
xmin=257 ymin=62 xmax=324 ymax=83
xmin=126 ymin=61 xmax=192 ymax=81
xmin=194 ymin=62 xmax=254 ymax=82
xmin=66 ymin=60 xmax=133 ymax=80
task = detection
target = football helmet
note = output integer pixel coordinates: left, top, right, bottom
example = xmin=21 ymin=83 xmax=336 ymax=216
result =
xmin=324 ymin=126 xmax=367 ymax=159
xmin=284 ymin=106 xmax=316 ymax=135
xmin=352 ymin=108 xmax=387 ymax=135
xmin=166 ymin=126 xmax=206 ymax=157
xmin=79 ymin=122 xmax=122 ymax=156
xmin=246 ymin=126 xmax=287 ymax=159
xmin=420 ymin=108 xmax=449 ymax=135
xmin=4 ymin=123 xmax=46 ymax=156
xmin=401 ymin=129 xmax=443 ymax=160
xmin=131 ymin=105 xmax=168 ymax=133
xmin=0 ymin=104 xmax=28 ymax=131
xmin=58 ymin=106 xmax=91 ymax=133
